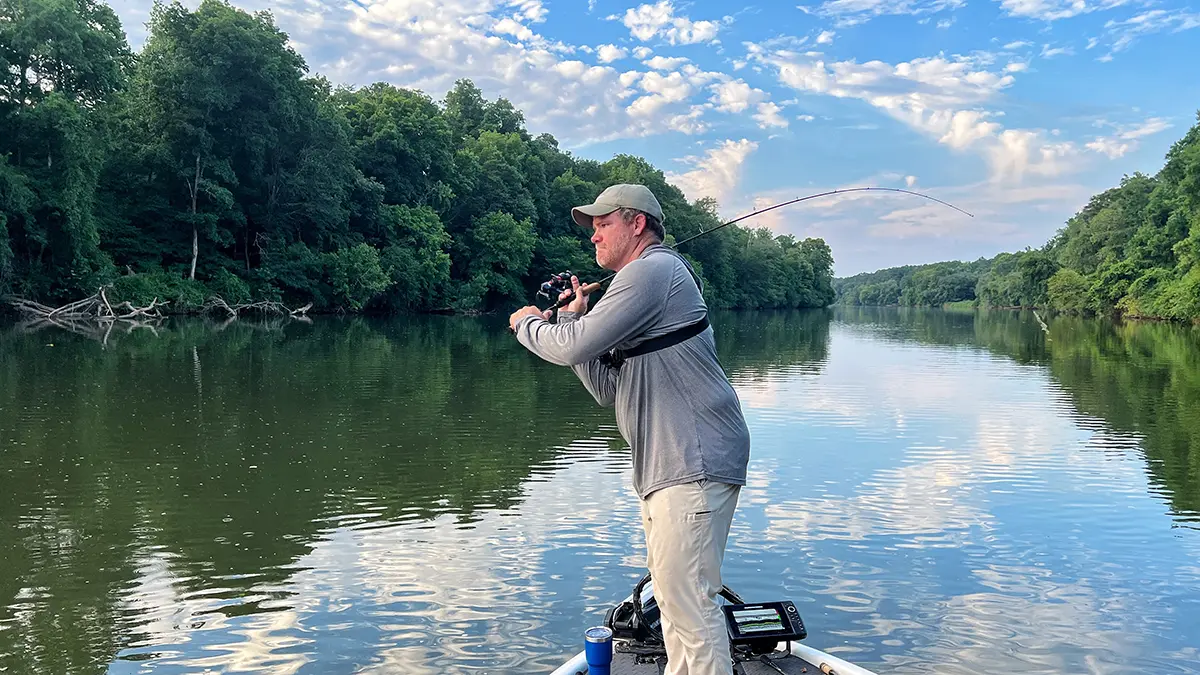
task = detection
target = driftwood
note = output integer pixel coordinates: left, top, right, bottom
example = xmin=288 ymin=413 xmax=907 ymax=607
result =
xmin=201 ymin=297 xmax=312 ymax=319
xmin=4 ymin=287 xmax=312 ymax=322
xmin=3 ymin=286 xmax=170 ymax=346
xmin=3 ymin=287 xmax=314 ymax=346
xmin=1033 ymin=310 xmax=1051 ymax=340
xmin=5 ymin=286 xmax=169 ymax=321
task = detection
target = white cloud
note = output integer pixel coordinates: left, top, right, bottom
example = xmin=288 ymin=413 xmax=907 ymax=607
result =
xmin=1085 ymin=137 xmax=1131 ymax=159
xmin=639 ymin=70 xmax=693 ymax=100
xmin=665 ymin=139 xmax=759 ymax=204
xmin=758 ymin=50 xmax=1085 ymax=182
xmin=494 ymin=17 xmax=534 ymax=41
xmin=776 ymin=56 xmax=1013 ymax=110
xmin=701 ymin=69 xmax=791 ymax=129
xmin=621 ymin=0 xmax=728 ymax=45
xmin=937 ymin=18 xmax=954 ymax=28
xmin=1101 ymin=8 xmax=1200 ymax=55
xmin=1086 ymin=117 xmax=1173 ymax=158
xmin=274 ymin=6 xmax=326 ymax=32
xmin=643 ymin=55 xmax=690 ymax=70
xmin=1119 ymin=117 xmax=1173 ymax=139
xmin=816 ymin=30 xmax=836 ymax=44
xmin=938 ymin=110 xmax=1002 ymax=149
xmin=514 ymin=0 xmax=548 ymax=23
xmin=303 ymin=0 xmax=733 ymax=145
xmin=806 ymin=0 xmax=965 ymax=26
xmin=905 ymin=175 xmax=918 ymax=187
xmin=997 ymin=0 xmax=1133 ymax=21
xmin=711 ymin=79 xmax=764 ymax=113
xmin=627 ymin=69 xmax=694 ymax=117
xmin=988 ymin=129 xmax=1078 ymax=181
xmin=753 ymin=101 xmax=789 ymax=129
xmin=596 ymin=44 xmax=627 ymax=63
xmin=1003 ymin=40 xmax=1032 ymax=49
xmin=1040 ymin=44 xmax=1074 ymax=58
xmin=797 ymin=114 xmax=816 ymax=121
xmin=665 ymin=106 xmax=711 ymax=134
xmin=1004 ymin=62 xmax=1029 ymax=72
xmin=632 ymin=46 xmax=653 ymax=59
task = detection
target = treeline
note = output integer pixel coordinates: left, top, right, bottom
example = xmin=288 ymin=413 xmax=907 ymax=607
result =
xmin=834 ymin=115 xmax=1200 ymax=320
xmin=0 ymin=0 xmax=835 ymax=314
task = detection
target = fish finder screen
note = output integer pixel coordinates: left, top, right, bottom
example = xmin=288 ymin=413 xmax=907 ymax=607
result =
xmin=731 ymin=608 xmax=784 ymax=633
xmin=723 ymin=602 xmax=806 ymax=645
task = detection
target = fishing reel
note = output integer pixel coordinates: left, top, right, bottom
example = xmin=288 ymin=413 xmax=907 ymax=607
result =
xmin=537 ymin=270 xmax=575 ymax=303
xmin=534 ymin=270 xmax=604 ymax=315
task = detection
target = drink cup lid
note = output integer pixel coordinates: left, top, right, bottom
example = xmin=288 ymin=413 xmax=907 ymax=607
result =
xmin=585 ymin=626 xmax=613 ymax=642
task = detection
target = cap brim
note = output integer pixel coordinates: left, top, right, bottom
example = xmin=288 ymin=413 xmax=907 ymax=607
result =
xmin=571 ymin=203 xmax=620 ymax=228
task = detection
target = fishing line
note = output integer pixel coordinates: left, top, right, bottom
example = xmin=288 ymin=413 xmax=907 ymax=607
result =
xmin=540 ymin=186 xmax=974 ymax=311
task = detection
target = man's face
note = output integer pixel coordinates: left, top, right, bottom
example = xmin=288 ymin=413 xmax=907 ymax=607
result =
xmin=590 ymin=210 xmax=643 ymax=271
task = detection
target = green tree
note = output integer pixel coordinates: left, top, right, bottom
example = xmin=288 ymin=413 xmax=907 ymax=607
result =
xmin=457 ymin=211 xmax=536 ymax=310
xmin=1047 ymin=268 xmax=1089 ymax=312
xmin=334 ymin=83 xmax=455 ymax=209
xmin=376 ymin=204 xmax=452 ymax=311
xmin=0 ymin=2 xmax=840 ymax=314
xmin=326 ymin=242 xmax=389 ymax=310
xmin=0 ymin=0 xmax=131 ymax=298
xmin=124 ymin=0 xmax=360 ymax=284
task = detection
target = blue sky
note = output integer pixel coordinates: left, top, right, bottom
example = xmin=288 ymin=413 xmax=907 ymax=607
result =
xmin=109 ymin=0 xmax=1200 ymax=275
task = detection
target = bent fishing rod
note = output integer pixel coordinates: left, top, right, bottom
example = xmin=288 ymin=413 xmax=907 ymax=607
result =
xmin=539 ymin=186 xmax=974 ymax=311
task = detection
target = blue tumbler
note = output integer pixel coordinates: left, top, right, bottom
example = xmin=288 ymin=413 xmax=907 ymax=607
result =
xmin=584 ymin=626 xmax=613 ymax=675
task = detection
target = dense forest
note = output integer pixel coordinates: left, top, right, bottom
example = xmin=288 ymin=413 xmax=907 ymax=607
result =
xmin=835 ymin=116 xmax=1200 ymax=321
xmin=0 ymin=0 xmax=836 ymax=315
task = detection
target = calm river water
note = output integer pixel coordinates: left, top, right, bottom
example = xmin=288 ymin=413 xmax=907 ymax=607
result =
xmin=1 ymin=307 xmax=1198 ymax=674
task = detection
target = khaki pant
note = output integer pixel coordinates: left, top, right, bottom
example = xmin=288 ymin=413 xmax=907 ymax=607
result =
xmin=640 ymin=479 xmax=741 ymax=675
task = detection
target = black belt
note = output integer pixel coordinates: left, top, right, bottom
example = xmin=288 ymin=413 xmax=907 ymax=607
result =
xmin=599 ymin=316 xmax=709 ymax=370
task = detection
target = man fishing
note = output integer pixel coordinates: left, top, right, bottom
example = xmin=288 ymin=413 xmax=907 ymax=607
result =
xmin=508 ymin=183 xmax=751 ymax=675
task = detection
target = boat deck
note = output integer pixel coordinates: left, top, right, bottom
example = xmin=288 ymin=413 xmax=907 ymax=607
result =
xmin=600 ymin=644 xmax=818 ymax=674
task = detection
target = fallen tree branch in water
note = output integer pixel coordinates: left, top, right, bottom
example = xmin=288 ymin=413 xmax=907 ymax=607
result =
xmin=1033 ymin=310 xmax=1051 ymax=340
xmin=4 ymin=287 xmax=169 ymax=321
xmin=201 ymin=297 xmax=312 ymax=319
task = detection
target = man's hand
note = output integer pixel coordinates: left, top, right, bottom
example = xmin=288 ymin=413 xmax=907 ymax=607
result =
xmin=510 ymin=276 xmax=593 ymax=332
xmin=510 ymin=305 xmax=551 ymax=332
xmin=558 ymin=275 xmax=591 ymax=315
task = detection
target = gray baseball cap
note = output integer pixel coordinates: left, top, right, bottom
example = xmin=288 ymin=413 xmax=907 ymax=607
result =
xmin=571 ymin=183 xmax=665 ymax=228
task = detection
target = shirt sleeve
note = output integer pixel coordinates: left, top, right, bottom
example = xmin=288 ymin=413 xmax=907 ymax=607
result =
xmin=513 ymin=255 xmax=672 ymax=367
xmin=552 ymin=312 xmax=619 ymax=407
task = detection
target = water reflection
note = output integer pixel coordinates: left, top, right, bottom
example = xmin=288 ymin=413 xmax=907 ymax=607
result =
xmin=1 ymin=308 xmax=1198 ymax=674
xmin=833 ymin=306 xmax=1200 ymax=521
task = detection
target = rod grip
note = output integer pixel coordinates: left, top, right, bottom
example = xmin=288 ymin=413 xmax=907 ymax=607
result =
xmin=551 ymin=282 xmax=602 ymax=309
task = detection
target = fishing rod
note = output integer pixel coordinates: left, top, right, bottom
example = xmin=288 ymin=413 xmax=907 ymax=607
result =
xmin=537 ymin=186 xmax=974 ymax=312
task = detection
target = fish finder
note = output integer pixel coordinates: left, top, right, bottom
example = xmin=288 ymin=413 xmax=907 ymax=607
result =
xmin=722 ymin=601 xmax=807 ymax=653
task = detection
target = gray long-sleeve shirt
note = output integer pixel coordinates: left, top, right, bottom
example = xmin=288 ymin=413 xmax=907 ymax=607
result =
xmin=514 ymin=244 xmax=750 ymax=499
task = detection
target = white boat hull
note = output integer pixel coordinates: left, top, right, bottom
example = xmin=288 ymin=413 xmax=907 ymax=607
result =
xmin=550 ymin=640 xmax=880 ymax=675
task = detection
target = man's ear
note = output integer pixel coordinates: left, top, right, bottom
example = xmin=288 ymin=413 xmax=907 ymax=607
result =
xmin=633 ymin=213 xmax=647 ymax=236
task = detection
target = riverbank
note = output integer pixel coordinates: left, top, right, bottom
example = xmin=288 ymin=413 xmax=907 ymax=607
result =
xmin=832 ymin=301 xmax=1200 ymax=325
